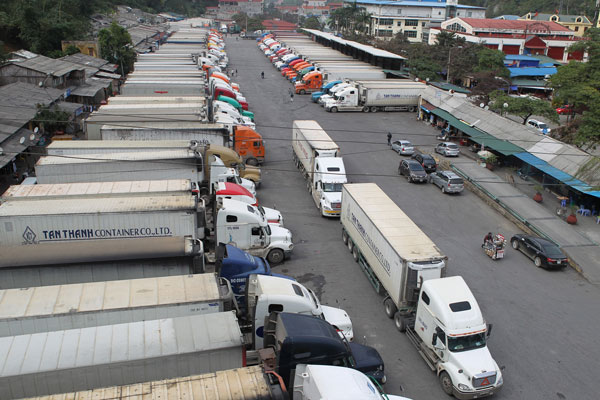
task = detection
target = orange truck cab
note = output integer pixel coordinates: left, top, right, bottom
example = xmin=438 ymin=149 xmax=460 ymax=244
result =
xmin=294 ymin=71 xmax=323 ymax=94
xmin=233 ymin=125 xmax=265 ymax=166
xmin=293 ymin=62 xmax=311 ymax=71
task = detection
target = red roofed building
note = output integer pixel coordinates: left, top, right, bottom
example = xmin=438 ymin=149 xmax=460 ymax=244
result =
xmin=429 ymin=17 xmax=585 ymax=62
xmin=262 ymin=19 xmax=298 ymax=31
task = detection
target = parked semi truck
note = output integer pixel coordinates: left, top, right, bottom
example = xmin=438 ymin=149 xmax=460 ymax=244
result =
xmin=341 ymin=183 xmax=503 ymax=398
xmin=292 ymin=120 xmax=346 ymax=217
xmin=325 ymin=80 xmax=426 ymax=113
xmin=0 ymin=312 xmax=245 ymax=399
xmin=46 ymin=140 xmax=261 ymax=188
xmin=264 ymin=312 xmax=386 ymax=387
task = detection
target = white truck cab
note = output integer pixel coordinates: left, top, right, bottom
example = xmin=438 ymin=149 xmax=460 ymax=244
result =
xmin=319 ymin=82 xmax=351 ymax=106
xmin=215 ymin=181 xmax=283 ymax=226
xmin=210 ymin=156 xmax=256 ymax=195
xmin=325 ymin=86 xmax=359 ymax=112
xmin=292 ymin=364 xmax=412 ymax=400
xmin=312 ymin=157 xmax=346 ymax=216
xmin=410 ymin=276 xmax=503 ymax=399
xmin=216 ymin=198 xmax=293 ymax=264
xmin=213 ymin=112 xmax=256 ymax=129
xmin=246 ymin=274 xmax=353 ymax=348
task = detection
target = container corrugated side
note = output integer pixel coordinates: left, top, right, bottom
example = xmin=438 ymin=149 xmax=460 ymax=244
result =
xmin=21 ymin=366 xmax=280 ymax=400
xmin=0 ymin=312 xmax=244 ymax=399
xmin=0 ymin=273 xmax=229 ymax=336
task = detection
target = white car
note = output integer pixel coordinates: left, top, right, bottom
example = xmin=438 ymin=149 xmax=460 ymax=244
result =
xmin=527 ymin=119 xmax=551 ymax=134
xmin=391 ymin=140 xmax=415 ymax=156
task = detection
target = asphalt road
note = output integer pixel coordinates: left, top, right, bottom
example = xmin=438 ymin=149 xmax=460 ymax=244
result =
xmin=226 ymin=36 xmax=600 ymax=400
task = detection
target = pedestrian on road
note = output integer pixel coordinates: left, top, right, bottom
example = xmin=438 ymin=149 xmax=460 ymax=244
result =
xmin=235 ymin=69 xmax=238 ymax=75
xmin=290 ymin=91 xmax=294 ymax=102
xmin=261 ymin=71 xmax=265 ymax=79
xmin=387 ymin=132 xmax=392 ymax=146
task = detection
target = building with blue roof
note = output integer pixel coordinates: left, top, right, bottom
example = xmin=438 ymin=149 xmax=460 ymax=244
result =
xmin=342 ymin=0 xmax=485 ymax=43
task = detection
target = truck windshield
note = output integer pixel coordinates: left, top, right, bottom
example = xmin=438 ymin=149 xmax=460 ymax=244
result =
xmin=264 ymin=225 xmax=271 ymax=236
xmin=322 ymin=183 xmax=343 ymax=192
xmin=447 ymin=333 xmax=486 ymax=353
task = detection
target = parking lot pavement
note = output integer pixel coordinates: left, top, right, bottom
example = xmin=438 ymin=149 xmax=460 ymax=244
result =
xmin=228 ymin=37 xmax=600 ymax=400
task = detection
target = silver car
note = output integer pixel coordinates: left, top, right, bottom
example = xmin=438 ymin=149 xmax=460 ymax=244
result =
xmin=435 ymin=142 xmax=460 ymax=157
xmin=429 ymin=171 xmax=464 ymax=193
xmin=391 ymin=140 xmax=415 ymax=156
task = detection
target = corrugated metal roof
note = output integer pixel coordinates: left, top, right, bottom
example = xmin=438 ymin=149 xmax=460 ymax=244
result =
xmin=70 ymin=78 xmax=112 ymax=97
xmin=508 ymin=67 xmax=557 ymax=77
xmin=12 ymin=55 xmax=84 ymax=77
xmin=0 ymin=312 xmax=242 ymax=378
xmin=302 ymin=29 xmax=406 ymax=60
xmin=60 ymin=53 xmax=112 ymax=70
xmin=0 ymin=195 xmax=197 ymax=216
xmin=0 ymin=129 xmax=32 ymax=169
xmin=347 ymin=0 xmax=484 ymax=8
xmin=2 ymin=179 xmax=191 ymax=200
xmin=0 ymin=274 xmax=221 ymax=320
xmin=344 ymin=183 xmax=446 ymax=262
xmin=108 ymin=96 xmax=206 ymax=104
xmin=36 ymin=149 xmax=197 ymax=165
xmin=460 ymin=17 xmax=573 ymax=32
xmin=294 ymin=120 xmax=339 ymax=150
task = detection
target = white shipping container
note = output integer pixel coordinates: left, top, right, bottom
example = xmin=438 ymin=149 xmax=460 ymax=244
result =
xmin=357 ymin=81 xmax=426 ymax=107
xmin=341 ymin=183 xmax=446 ymax=307
xmin=0 ymin=273 xmax=233 ymax=336
xmin=47 ymin=138 xmax=201 ymax=155
xmin=100 ymin=126 xmax=229 ymax=144
xmin=292 ymin=120 xmax=339 ymax=173
xmin=107 ymin=96 xmax=206 ymax=104
xmin=35 ymin=150 xmax=203 ymax=184
xmin=84 ymin=115 xmax=205 ymax=139
xmin=0 ymin=312 xmax=245 ymax=398
xmin=22 ymin=366 xmax=286 ymax=400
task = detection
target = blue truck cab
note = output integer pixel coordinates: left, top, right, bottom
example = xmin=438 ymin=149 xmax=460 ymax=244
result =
xmin=311 ymin=80 xmax=342 ymax=103
xmin=216 ymin=243 xmax=293 ymax=300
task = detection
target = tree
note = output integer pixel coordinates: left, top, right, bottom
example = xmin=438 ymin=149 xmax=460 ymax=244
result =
xmin=469 ymin=72 xmax=511 ymax=105
xmin=327 ymin=5 xmax=370 ymax=35
xmin=476 ymin=47 xmax=510 ymax=77
xmin=98 ymin=22 xmax=136 ymax=76
xmin=488 ymin=90 xmax=559 ymax=125
xmin=549 ymin=28 xmax=600 ymax=146
xmin=303 ymin=16 xmax=322 ymax=31
xmin=0 ymin=40 xmax=8 ymax=65
xmin=33 ymin=104 xmax=71 ymax=134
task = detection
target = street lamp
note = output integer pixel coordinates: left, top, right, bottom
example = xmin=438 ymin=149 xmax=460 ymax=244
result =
xmin=446 ymin=46 xmax=462 ymax=84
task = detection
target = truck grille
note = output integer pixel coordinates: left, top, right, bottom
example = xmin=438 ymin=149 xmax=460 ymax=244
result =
xmin=332 ymin=202 xmax=341 ymax=209
xmin=472 ymin=371 xmax=496 ymax=388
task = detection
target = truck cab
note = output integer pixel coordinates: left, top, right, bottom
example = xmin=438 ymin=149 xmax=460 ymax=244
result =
xmin=312 ymin=157 xmax=346 ymax=217
xmin=325 ymin=87 xmax=362 ymax=112
xmin=246 ymin=274 xmax=354 ymax=348
xmin=215 ymin=182 xmax=283 ymax=226
xmin=206 ymin=144 xmax=261 ymax=186
xmin=263 ymin=312 xmax=386 ymax=387
xmin=318 ymin=82 xmax=350 ymax=106
xmin=292 ymin=364 xmax=412 ymax=400
xmin=408 ymin=276 xmax=503 ymax=399
xmin=215 ymin=97 xmax=255 ymax=121
xmin=232 ymin=125 xmax=265 ymax=166
xmin=216 ymin=198 xmax=293 ymax=264
xmin=311 ymin=80 xmax=342 ymax=103
xmin=213 ymin=101 xmax=254 ymax=125
xmin=295 ymin=71 xmax=323 ymax=94
xmin=209 ymin=156 xmax=256 ymax=195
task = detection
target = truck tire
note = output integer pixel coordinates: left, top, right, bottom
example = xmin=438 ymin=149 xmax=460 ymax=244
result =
xmin=362 ymin=107 xmax=369 ymax=113
xmin=267 ymin=249 xmax=285 ymax=264
xmin=299 ymin=89 xmax=305 ymax=95
xmin=370 ymin=107 xmax=378 ymax=113
xmin=246 ymin=158 xmax=259 ymax=166
xmin=330 ymin=107 xmax=338 ymax=113
xmin=342 ymin=229 xmax=348 ymax=244
xmin=409 ymin=106 xmax=416 ymax=112
xmin=347 ymin=239 xmax=354 ymax=252
xmin=394 ymin=312 xmax=407 ymax=332
xmin=352 ymin=246 xmax=359 ymax=262
xmin=439 ymin=372 xmax=454 ymax=396
xmin=384 ymin=298 xmax=397 ymax=319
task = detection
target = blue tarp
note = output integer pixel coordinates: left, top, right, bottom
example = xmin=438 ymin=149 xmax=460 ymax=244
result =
xmin=514 ymin=152 xmax=600 ymax=198
xmin=508 ymin=67 xmax=557 ymax=77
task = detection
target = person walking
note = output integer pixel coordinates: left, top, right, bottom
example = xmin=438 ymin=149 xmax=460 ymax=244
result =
xmin=387 ymin=132 xmax=392 ymax=146
xmin=290 ymin=91 xmax=294 ymax=102
xmin=261 ymin=71 xmax=265 ymax=79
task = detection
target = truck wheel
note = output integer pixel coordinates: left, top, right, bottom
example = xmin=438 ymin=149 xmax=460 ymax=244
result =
xmin=352 ymin=246 xmax=359 ymax=262
xmin=370 ymin=107 xmax=378 ymax=113
xmin=342 ymin=229 xmax=348 ymax=244
xmin=384 ymin=298 xmax=397 ymax=319
xmin=267 ymin=249 xmax=285 ymax=264
xmin=246 ymin=158 xmax=258 ymax=166
xmin=330 ymin=107 xmax=338 ymax=113
xmin=409 ymin=106 xmax=416 ymax=112
xmin=299 ymin=89 xmax=305 ymax=95
xmin=394 ymin=312 xmax=407 ymax=332
xmin=362 ymin=107 xmax=369 ymax=113
xmin=439 ymin=372 xmax=454 ymax=396
xmin=347 ymin=239 xmax=353 ymax=252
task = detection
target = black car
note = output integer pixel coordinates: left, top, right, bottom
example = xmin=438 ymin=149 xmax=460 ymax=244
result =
xmin=412 ymin=152 xmax=437 ymax=173
xmin=510 ymin=234 xmax=569 ymax=269
xmin=398 ymin=160 xmax=427 ymax=183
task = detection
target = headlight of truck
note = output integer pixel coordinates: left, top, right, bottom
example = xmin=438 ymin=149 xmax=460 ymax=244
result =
xmin=378 ymin=364 xmax=383 ymax=371
xmin=496 ymin=375 xmax=503 ymax=386
xmin=457 ymin=384 xmax=472 ymax=392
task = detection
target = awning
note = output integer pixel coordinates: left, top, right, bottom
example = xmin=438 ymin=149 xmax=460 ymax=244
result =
xmin=382 ymin=69 xmax=410 ymax=78
xmin=430 ymin=108 xmax=523 ymax=155
xmin=514 ymin=152 xmax=600 ymax=198
xmin=0 ymin=129 xmax=36 ymax=169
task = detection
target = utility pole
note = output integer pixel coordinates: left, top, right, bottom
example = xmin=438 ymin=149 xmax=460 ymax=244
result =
xmin=594 ymin=0 xmax=600 ymax=28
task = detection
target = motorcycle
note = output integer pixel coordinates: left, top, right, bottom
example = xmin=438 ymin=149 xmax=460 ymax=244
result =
xmin=483 ymin=233 xmax=506 ymax=260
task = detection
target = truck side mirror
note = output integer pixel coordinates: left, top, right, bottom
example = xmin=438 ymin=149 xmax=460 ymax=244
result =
xmin=431 ymin=333 xmax=437 ymax=346
xmin=487 ymin=323 xmax=493 ymax=338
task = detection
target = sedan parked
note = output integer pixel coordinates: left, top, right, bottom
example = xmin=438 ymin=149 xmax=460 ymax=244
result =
xmin=391 ymin=140 xmax=415 ymax=156
xmin=435 ymin=142 xmax=460 ymax=157
xmin=412 ymin=152 xmax=437 ymax=173
xmin=429 ymin=171 xmax=464 ymax=193
xmin=398 ymin=160 xmax=427 ymax=183
xmin=510 ymin=234 xmax=569 ymax=269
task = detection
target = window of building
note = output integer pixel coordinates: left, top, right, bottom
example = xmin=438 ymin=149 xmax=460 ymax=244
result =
xmin=405 ymin=19 xmax=418 ymax=26
xmin=378 ymin=29 xmax=394 ymax=37
xmin=405 ymin=30 xmax=417 ymax=38
xmin=397 ymin=9 xmax=402 ymax=15
xmin=397 ymin=21 xmax=402 ymax=26
xmin=551 ymin=16 xmax=558 ymax=22
xmin=575 ymin=26 xmax=579 ymax=31
xmin=447 ymin=22 xmax=466 ymax=33
xmin=467 ymin=11 xmax=472 ymax=17
xmin=422 ymin=22 xmax=426 ymax=27
xmin=379 ymin=18 xmax=393 ymax=25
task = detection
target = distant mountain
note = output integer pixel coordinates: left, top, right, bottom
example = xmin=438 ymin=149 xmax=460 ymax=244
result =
xmin=459 ymin=0 xmax=597 ymax=19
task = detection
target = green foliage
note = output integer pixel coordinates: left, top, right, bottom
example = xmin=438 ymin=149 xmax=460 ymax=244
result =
xmin=489 ymin=90 xmax=559 ymax=125
xmin=303 ymin=16 xmax=323 ymax=30
xmin=98 ymin=22 xmax=136 ymax=75
xmin=327 ymin=5 xmax=370 ymax=35
xmin=34 ymin=104 xmax=71 ymax=133
xmin=232 ymin=13 xmax=264 ymax=32
xmin=549 ymin=28 xmax=600 ymax=147
xmin=476 ymin=48 xmax=510 ymax=77
xmin=0 ymin=40 xmax=7 ymax=65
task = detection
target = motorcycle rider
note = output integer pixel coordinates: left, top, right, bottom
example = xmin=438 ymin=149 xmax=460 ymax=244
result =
xmin=483 ymin=232 xmax=493 ymax=247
